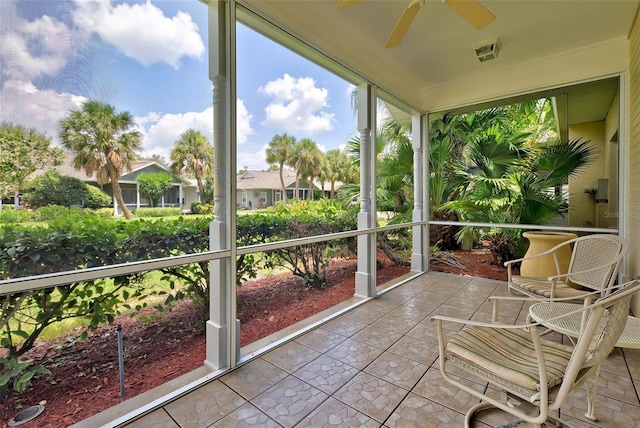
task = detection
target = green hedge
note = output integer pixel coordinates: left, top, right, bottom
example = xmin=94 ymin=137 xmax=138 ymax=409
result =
xmin=132 ymin=207 xmax=182 ymax=217
xmin=0 ymin=200 xmax=357 ymax=376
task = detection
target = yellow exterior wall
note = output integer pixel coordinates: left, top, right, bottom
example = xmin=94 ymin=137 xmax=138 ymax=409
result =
xmin=629 ymin=6 xmax=640 ymax=314
xmin=568 ymin=122 xmax=607 ymax=228
xmin=604 ymin=92 xmax=620 ymax=229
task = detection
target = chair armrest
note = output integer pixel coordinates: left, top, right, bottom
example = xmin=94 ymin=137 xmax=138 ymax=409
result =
xmin=545 ymin=258 xmax=622 ymax=282
xmin=503 ymin=239 xmax=573 ymax=267
xmin=430 ymin=314 xmax=540 ymax=330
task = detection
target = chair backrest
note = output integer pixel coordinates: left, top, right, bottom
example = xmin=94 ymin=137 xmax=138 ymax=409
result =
xmin=566 ymin=234 xmax=628 ymax=293
xmin=559 ymin=280 xmax=640 ymax=398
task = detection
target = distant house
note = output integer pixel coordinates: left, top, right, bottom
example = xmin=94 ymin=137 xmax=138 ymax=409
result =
xmin=27 ymin=152 xmax=199 ymax=213
xmin=236 ymin=170 xmax=340 ymax=209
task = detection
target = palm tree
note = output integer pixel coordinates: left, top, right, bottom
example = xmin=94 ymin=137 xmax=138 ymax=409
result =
xmin=291 ymin=139 xmax=323 ymax=200
xmin=265 ymin=133 xmax=296 ymax=202
xmin=170 ymin=129 xmax=214 ymax=202
xmin=59 ymin=100 xmax=142 ymax=220
xmin=321 ymin=149 xmax=352 ymax=198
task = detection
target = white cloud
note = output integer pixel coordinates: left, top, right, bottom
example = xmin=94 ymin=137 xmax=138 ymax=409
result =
xmin=72 ymin=0 xmax=204 ymax=68
xmin=237 ymin=100 xmax=253 ymax=146
xmin=0 ymin=6 xmax=79 ymax=81
xmin=0 ymin=79 xmax=86 ymax=143
xmin=140 ymin=100 xmax=255 ymax=162
xmin=141 ymin=107 xmax=214 ymax=160
xmin=237 ymin=143 xmax=269 ymax=171
xmin=260 ymin=74 xmax=334 ymax=134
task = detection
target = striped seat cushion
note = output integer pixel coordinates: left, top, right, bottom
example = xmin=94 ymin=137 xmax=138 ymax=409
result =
xmin=512 ymin=276 xmax=590 ymax=299
xmin=445 ymin=326 xmax=574 ymax=392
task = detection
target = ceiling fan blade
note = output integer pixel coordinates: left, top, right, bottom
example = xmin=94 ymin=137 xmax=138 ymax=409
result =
xmin=336 ymin=0 xmax=365 ymax=9
xmin=385 ymin=0 xmax=424 ymax=48
xmin=444 ymin=0 xmax=495 ymax=30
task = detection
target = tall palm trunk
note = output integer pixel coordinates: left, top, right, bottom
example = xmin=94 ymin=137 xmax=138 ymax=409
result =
xmin=111 ymin=178 xmax=133 ymax=219
xmin=279 ymin=161 xmax=288 ymax=202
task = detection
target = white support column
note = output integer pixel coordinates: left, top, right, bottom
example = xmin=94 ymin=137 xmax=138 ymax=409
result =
xmin=205 ymin=0 xmax=236 ymax=371
xmin=354 ymin=84 xmax=376 ymax=298
xmin=136 ymin=183 xmax=141 ymax=208
xmin=411 ymin=114 xmax=428 ymax=272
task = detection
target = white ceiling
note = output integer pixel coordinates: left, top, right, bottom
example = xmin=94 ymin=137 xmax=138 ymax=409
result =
xmin=242 ymin=0 xmax=638 ymax=113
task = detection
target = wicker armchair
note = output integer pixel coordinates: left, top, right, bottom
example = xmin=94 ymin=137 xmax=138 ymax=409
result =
xmin=505 ymin=234 xmax=628 ymax=301
xmin=431 ymin=280 xmax=640 ymax=427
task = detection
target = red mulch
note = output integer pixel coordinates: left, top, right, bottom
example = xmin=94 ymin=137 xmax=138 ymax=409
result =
xmin=1 ymin=250 xmax=502 ymax=427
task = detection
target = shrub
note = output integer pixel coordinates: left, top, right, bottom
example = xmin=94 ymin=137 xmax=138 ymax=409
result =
xmin=0 ymin=206 xmax=36 ymax=224
xmin=136 ymin=172 xmax=174 ymax=207
xmin=21 ymin=171 xmax=111 ymax=209
xmin=259 ymin=199 xmax=357 ymax=288
xmin=133 ymin=207 xmax=182 ymax=217
xmin=84 ymin=185 xmax=112 ymax=208
xmin=193 ymin=202 xmax=214 ymax=215
xmin=90 ymin=207 xmax=115 ymax=217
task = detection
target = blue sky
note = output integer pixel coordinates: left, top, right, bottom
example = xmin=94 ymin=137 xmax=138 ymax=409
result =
xmin=0 ymin=0 xmax=357 ymax=171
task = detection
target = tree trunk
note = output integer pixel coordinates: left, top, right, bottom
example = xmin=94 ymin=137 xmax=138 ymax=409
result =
xmin=112 ymin=179 xmax=133 ymax=219
xmin=279 ymin=162 xmax=288 ymax=202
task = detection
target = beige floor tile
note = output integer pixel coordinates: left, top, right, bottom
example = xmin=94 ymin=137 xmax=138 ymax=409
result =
xmin=595 ymin=369 xmax=640 ymax=405
xmin=324 ymin=337 xmax=384 ymax=369
xmin=361 ymin=297 xmax=402 ymax=314
xmin=252 ymin=375 xmax=328 ymax=428
xmin=211 ymin=403 xmax=280 ymax=427
xmin=341 ymin=305 xmax=388 ymax=324
xmin=403 ymin=296 xmax=443 ymax=312
xmin=164 ymin=380 xmax=246 ymax=427
xmin=387 ymin=304 xmax=432 ymax=322
xmin=124 ymin=409 xmax=179 ymax=428
xmin=219 ymin=358 xmax=288 ymax=400
xmin=294 ymin=327 xmax=348 ymax=353
xmin=293 ymin=355 xmax=359 ymax=395
xmin=261 ymin=341 xmax=321 ymax=373
xmin=297 ymin=397 xmax=380 ymax=427
xmin=364 ymin=351 xmax=428 ymax=390
xmin=385 ymin=391 xmax=477 ymax=427
xmin=321 ymin=315 xmax=369 ymax=336
xmin=562 ymin=391 xmax=640 ymax=427
xmin=333 ymin=372 xmax=408 ymax=423
xmin=371 ymin=313 xmax=418 ymax=335
xmin=351 ymin=324 xmax=402 ymax=349
xmin=387 ymin=335 xmax=440 ymax=366
xmin=412 ymin=367 xmax=486 ymax=415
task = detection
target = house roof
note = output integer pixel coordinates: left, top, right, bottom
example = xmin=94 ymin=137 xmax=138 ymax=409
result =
xmin=236 ymin=170 xmax=339 ymax=191
xmin=236 ymin=170 xmax=297 ymax=190
xmin=241 ymin=1 xmax=637 ymax=114
xmin=33 ymin=151 xmax=193 ymax=186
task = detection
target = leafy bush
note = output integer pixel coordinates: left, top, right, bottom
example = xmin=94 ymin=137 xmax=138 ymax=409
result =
xmin=21 ymin=171 xmax=110 ymax=209
xmin=90 ymin=207 xmax=115 ymax=217
xmin=136 ymin=172 xmax=174 ymax=207
xmin=248 ymin=199 xmax=357 ymax=288
xmin=0 ymin=206 xmax=36 ymax=224
xmin=133 ymin=207 xmax=182 ymax=217
xmin=192 ymin=202 xmax=214 ymax=214
xmin=84 ymin=185 xmax=112 ymax=208
xmin=0 ymin=356 xmax=50 ymax=401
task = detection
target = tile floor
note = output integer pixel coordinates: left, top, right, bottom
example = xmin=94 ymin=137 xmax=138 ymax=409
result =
xmin=122 ymin=273 xmax=640 ymax=427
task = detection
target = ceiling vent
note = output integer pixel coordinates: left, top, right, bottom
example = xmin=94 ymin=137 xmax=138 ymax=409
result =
xmin=474 ymin=38 xmax=501 ymax=62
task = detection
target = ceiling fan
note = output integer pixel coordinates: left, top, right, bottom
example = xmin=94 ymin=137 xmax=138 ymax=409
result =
xmin=337 ymin=0 xmax=495 ymax=48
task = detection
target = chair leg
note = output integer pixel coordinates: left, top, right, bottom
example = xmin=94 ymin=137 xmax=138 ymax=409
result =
xmin=583 ymin=366 xmax=601 ymax=421
xmin=465 ymin=402 xmax=495 ymax=428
